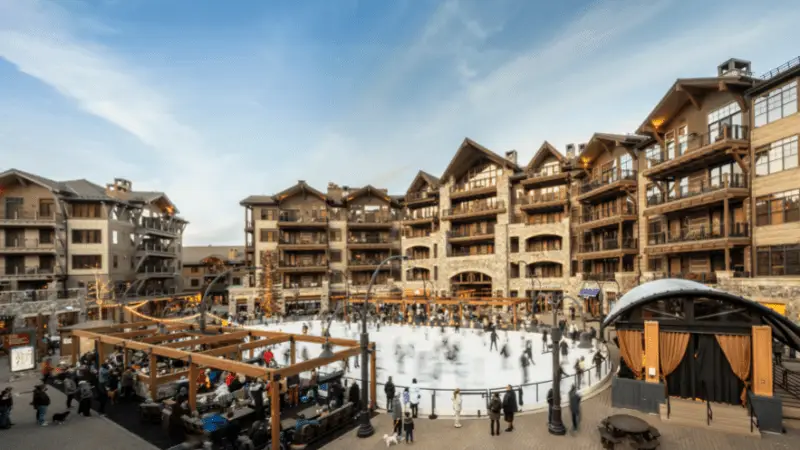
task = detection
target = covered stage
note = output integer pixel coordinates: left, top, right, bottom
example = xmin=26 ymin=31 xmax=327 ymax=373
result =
xmin=603 ymin=278 xmax=800 ymax=433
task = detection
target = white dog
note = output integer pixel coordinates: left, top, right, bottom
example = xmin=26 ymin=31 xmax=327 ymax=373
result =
xmin=383 ymin=433 xmax=400 ymax=447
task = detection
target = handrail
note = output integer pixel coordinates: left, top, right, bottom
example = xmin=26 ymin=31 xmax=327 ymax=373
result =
xmin=748 ymin=393 xmax=757 ymax=433
xmin=706 ymin=397 xmax=713 ymax=425
xmin=666 ymin=394 xmax=671 ymax=419
xmin=774 ymin=363 xmax=800 ymax=400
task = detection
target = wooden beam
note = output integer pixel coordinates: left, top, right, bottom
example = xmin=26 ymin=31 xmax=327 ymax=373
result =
xmin=156 ymin=370 xmax=190 ymax=384
xmin=676 ymin=83 xmax=702 ymax=109
xmin=108 ymin=328 xmax=159 ymax=339
xmin=201 ymin=335 xmax=289 ymax=357
xmin=730 ymin=151 xmax=749 ymax=173
xmin=188 ymin=363 xmax=198 ymax=413
xmin=599 ymin=141 xmax=612 ymax=155
xmin=732 ymin=93 xmax=748 ymax=112
xmin=624 ymin=146 xmax=638 ymax=161
xmin=140 ymin=332 xmax=194 ymax=344
xmin=161 ymin=331 xmax=251 ymax=349
xmin=718 ymin=80 xmax=729 ymax=91
xmin=71 ymin=329 xmax=272 ymax=378
xmin=276 ymin=346 xmax=362 ymax=378
xmin=270 ymin=376 xmax=281 ymax=448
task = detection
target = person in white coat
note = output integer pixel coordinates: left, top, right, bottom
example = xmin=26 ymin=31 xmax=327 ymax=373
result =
xmin=452 ymin=388 xmax=463 ymax=428
xmin=410 ymin=378 xmax=421 ymax=418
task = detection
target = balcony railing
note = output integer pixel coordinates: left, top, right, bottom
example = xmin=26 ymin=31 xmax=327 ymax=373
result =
xmin=403 ymin=229 xmax=433 ymax=239
xmin=648 ymin=222 xmax=750 ymax=245
xmin=579 ymin=238 xmax=637 ymax=253
xmin=450 ymin=178 xmax=497 ymax=194
xmin=582 ymin=273 xmax=617 ymax=282
xmin=279 ymin=235 xmax=328 ymax=245
xmin=518 ymin=191 xmax=567 ymax=206
xmin=668 ymin=272 xmax=718 ymax=284
xmin=0 ymin=239 xmax=56 ymax=250
xmin=348 ymin=258 xmax=391 ymax=267
xmin=442 ymin=200 xmax=505 ymax=217
xmin=347 ymin=210 xmax=399 ymax=223
xmin=285 ymin=281 xmax=324 ymax=289
xmin=529 ymin=166 xmax=561 ymax=179
xmin=139 ymin=217 xmax=181 ymax=234
xmin=0 ymin=211 xmax=58 ymax=221
xmin=646 ymin=125 xmax=749 ymax=167
xmin=581 ymin=203 xmax=637 ymax=224
xmin=405 ymin=252 xmax=430 ymax=260
xmin=580 ymin=169 xmax=637 ymax=195
xmin=449 ymin=223 xmax=495 ymax=238
xmin=448 ymin=246 xmax=495 ymax=257
xmin=0 ymin=288 xmax=85 ymax=305
xmin=138 ymin=242 xmax=177 ymax=253
xmin=139 ymin=265 xmax=176 ymax=274
xmin=513 ymin=213 xmax=563 ymax=225
xmin=279 ymin=260 xmax=328 ymax=268
xmin=278 ymin=215 xmax=329 ymax=224
xmin=348 ymin=235 xmax=393 ymax=244
xmin=406 ymin=191 xmax=437 ymax=202
xmin=646 ymin=174 xmax=748 ymax=207
xmin=403 ymin=210 xmax=438 ymax=221
xmin=2 ymin=266 xmax=61 ymax=277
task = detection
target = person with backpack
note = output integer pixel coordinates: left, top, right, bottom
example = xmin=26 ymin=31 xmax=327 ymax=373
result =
xmin=32 ymin=385 xmax=50 ymax=426
xmin=384 ymin=376 xmax=396 ymax=409
xmin=63 ymin=375 xmax=78 ymax=409
xmin=78 ymin=380 xmax=93 ymax=417
xmin=409 ymin=379 xmax=421 ymax=418
xmin=488 ymin=392 xmax=501 ymax=436
xmin=502 ymin=385 xmax=518 ymax=432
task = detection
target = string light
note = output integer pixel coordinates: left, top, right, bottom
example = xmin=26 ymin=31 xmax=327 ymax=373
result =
xmin=123 ymin=306 xmax=200 ymax=323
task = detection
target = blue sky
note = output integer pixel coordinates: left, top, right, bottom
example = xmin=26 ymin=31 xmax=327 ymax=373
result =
xmin=1 ymin=0 xmax=799 ymax=245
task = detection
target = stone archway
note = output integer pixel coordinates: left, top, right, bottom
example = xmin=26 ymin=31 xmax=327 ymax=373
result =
xmin=450 ymin=271 xmax=492 ymax=298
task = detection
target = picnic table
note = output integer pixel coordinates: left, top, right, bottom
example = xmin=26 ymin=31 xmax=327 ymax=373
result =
xmin=599 ymin=414 xmax=660 ymax=449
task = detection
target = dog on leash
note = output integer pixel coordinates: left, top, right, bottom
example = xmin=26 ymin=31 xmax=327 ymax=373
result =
xmin=52 ymin=411 xmax=71 ymax=424
xmin=382 ymin=433 xmax=399 ymax=447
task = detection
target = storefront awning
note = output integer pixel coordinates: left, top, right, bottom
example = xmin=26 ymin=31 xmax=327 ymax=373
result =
xmin=579 ymin=288 xmax=600 ymax=297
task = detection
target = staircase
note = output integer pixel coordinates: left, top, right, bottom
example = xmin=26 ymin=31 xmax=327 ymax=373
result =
xmin=659 ymin=397 xmax=759 ymax=437
xmin=775 ymin=363 xmax=800 ymax=429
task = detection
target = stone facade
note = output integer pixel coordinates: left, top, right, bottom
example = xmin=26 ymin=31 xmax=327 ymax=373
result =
xmin=0 ymin=288 xmax=87 ymax=331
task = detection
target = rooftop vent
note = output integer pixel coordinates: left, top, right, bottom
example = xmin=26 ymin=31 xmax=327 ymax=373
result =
xmin=505 ymin=150 xmax=518 ymax=165
xmin=717 ymin=58 xmax=752 ymax=78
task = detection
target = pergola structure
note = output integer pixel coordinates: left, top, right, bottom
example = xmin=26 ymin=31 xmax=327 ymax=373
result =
xmin=68 ymin=321 xmax=366 ymax=446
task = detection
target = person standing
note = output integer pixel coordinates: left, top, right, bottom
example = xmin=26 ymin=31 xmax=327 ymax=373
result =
xmin=32 ymin=385 xmax=50 ymax=426
xmin=64 ymin=376 xmax=78 ymax=409
xmin=95 ymin=380 xmax=108 ymax=416
xmin=409 ymin=379 xmax=421 ymax=418
xmin=488 ymin=392 xmax=501 ymax=436
xmin=348 ymin=381 xmax=360 ymax=408
xmin=546 ymin=387 xmax=554 ymax=424
xmin=593 ymin=351 xmax=605 ymax=379
xmin=402 ymin=411 xmax=415 ymax=443
xmin=452 ymin=388 xmax=462 ymax=428
xmin=384 ymin=376 xmax=396 ymax=410
xmin=0 ymin=387 xmax=13 ymax=429
xmin=569 ymin=384 xmax=582 ymax=432
xmin=502 ymin=385 xmax=518 ymax=432
xmin=489 ymin=327 xmax=499 ymax=352
xmin=392 ymin=395 xmax=403 ymax=435
xmin=78 ymin=380 xmax=93 ymax=417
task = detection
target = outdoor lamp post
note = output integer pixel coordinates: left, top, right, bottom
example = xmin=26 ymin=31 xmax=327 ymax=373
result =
xmin=548 ymin=295 xmax=567 ymax=436
xmin=598 ymin=279 xmax=619 ymax=343
xmin=358 ymin=254 xmax=408 ymax=438
xmin=199 ymin=265 xmax=258 ymax=333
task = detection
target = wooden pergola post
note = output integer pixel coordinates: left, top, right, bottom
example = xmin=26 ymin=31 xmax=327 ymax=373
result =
xmin=270 ymin=375 xmax=281 ymax=447
xmin=97 ymin=338 xmax=105 ymax=365
xmin=188 ymin=361 xmax=198 ymax=412
xmin=290 ymin=337 xmax=296 ymax=364
xmin=71 ymin=333 xmax=79 ymax=365
xmin=752 ymin=325 xmax=773 ymax=397
xmin=644 ymin=321 xmax=659 ymax=383
xmin=149 ymin=351 xmax=158 ymax=400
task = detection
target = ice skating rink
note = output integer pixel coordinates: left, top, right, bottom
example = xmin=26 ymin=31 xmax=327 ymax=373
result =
xmin=248 ymin=320 xmax=610 ymax=416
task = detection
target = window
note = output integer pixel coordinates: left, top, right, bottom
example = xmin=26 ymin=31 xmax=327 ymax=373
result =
xmin=71 ymin=229 xmax=102 ymax=244
xmin=232 ymin=277 xmax=241 ymax=285
xmin=708 ymin=162 xmax=743 ymax=187
xmin=112 ymin=230 xmax=119 ymax=245
xmin=619 ymin=153 xmax=633 ymax=173
xmin=433 ymin=266 xmax=438 ymax=281
xmin=112 ymin=254 xmax=118 ymax=269
xmin=677 ymin=126 xmax=688 ymax=156
xmin=71 ymin=203 xmax=102 ymax=218
xmin=330 ymin=250 xmax=342 ymax=263
xmin=191 ymin=266 xmax=199 ymax=273
xmin=755 ymin=189 xmax=800 ymax=226
xmin=644 ymin=144 xmax=661 ymax=168
xmin=190 ymin=279 xmax=200 ymax=287
xmin=756 ymin=245 xmax=800 ymax=276
xmin=259 ymin=229 xmax=277 ymax=242
xmin=510 ymin=237 xmax=519 ymax=253
xmin=72 ymin=254 xmax=102 ymax=269
xmin=665 ymin=131 xmax=676 ymax=160
xmin=755 ymin=136 xmax=799 ymax=176
xmin=708 ymin=102 xmax=742 ymax=138
xmin=754 ymin=80 xmax=798 ymax=127
xmin=329 ymin=229 xmax=342 ymax=242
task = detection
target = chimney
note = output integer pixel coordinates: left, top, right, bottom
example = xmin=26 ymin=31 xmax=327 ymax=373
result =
xmin=717 ymin=58 xmax=752 ymax=77
xmin=566 ymin=144 xmax=576 ymax=159
xmin=578 ymin=143 xmax=587 ymax=154
xmin=228 ymin=248 xmax=237 ymax=261
xmin=505 ymin=150 xmax=518 ymax=165
xmin=327 ymin=182 xmax=343 ymax=201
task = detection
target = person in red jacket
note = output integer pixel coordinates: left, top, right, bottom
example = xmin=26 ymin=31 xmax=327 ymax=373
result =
xmin=225 ymin=372 xmax=236 ymax=387
xmin=263 ymin=348 xmax=274 ymax=367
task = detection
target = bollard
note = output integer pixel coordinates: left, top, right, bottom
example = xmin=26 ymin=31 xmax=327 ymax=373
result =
xmin=429 ymin=391 xmax=438 ymax=419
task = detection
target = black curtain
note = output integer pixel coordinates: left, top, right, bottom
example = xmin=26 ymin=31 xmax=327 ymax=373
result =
xmin=695 ymin=334 xmax=743 ymax=405
xmin=618 ymin=355 xmax=636 ymax=379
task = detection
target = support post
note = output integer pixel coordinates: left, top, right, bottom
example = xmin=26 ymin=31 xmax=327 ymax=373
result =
xmin=370 ymin=343 xmax=377 ymax=409
xmin=270 ymin=375 xmax=281 ymax=447
xmin=188 ymin=362 xmax=198 ymax=413
xmin=149 ymin=351 xmax=158 ymax=401
xmin=71 ymin=333 xmax=79 ymax=366
xmin=290 ymin=338 xmax=296 ymax=364
xmin=644 ymin=321 xmax=660 ymax=383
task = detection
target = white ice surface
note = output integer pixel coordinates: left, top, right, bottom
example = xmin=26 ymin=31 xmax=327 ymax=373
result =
xmin=246 ymin=320 xmax=609 ymax=416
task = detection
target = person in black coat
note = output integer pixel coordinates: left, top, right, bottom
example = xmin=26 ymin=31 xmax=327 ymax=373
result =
xmin=501 ymin=385 xmax=518 ymax=432
xmin=384 ymin=377 xmax=396 ymax=409
xmin=348 ymin=381 xmax=360 ymax=408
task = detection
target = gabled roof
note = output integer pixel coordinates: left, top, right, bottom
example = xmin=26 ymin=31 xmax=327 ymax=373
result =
xmin=637 ymin=76 xmax=757 ymax=135
xmin=273 ymin=181 xmax=327 ymax=203
xmin=406 ymin=170 xmax=440 ymax=194
xmin=0 ymin=168 xmax=64 ymax=193
xmin=440 ymin=138 xmax=521 ymax=181
xmin=345 ymin=184 xmax=397 ymax=205
xmin=579 ymin=133 xmax=648 ymax=164
xmin=524 ymin=141 xmax=564 ymax=172
xmin=239 ymin=195 xmax=276 ymax=206
xmin=183 ymin=245 xmax=246 ymax=265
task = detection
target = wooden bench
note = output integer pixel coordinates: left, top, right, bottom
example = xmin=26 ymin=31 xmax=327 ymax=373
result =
xmin=646 ymin=426 xmax=661 ymax=439
xmin=630 ymin=435 xmax=660 ymax=450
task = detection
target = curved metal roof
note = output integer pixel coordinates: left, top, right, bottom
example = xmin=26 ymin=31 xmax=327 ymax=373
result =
xmin=603 ymin=278 xmax=800 ymax=351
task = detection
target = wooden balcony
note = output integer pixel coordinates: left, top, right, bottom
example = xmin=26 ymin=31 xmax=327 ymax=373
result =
xmin=277 ymin=215 xmax=329 ymax=229
xmin=347 ymin=235 xmax=396 ymax=250
xmin=0 ymin=211 xmax=59 ymax=227
xmin=401 ymin=212 xmax=437 ymax=226
xmin=642 ymin=125 xmax=750 ymax=180
xmin=448 ymin=224 xmax=495 ymax=244
xmin=577 ymin=238 xmax=638 ymax=260
xmin=644 ymin=174 xmax=749 ymax=217
xmin=442 ymin=200 xmax=506 ymax=222
xmin=405 ymin=191 xmax=438 ymax=205
xmin=576 ymin=169 xmax=637 ymax=203
xmin=136 ymin=242 xmax=179 ymax=258
xmin=577 ymin=204 xmax=638 ymax=231
xmin=518 ymin=191 xmax=567 ymax=212
xmin=139 ymin=217 xmax=181 ymax=237
xmin=645 ymin=223 xmax=750 ymax=256
xmin=447 ymin=247 xmax=495 ymax=258
xmin=278 ymin=236 xmax=328 ymax=251
xmin=348 ymin=259 xmax=392 ymax=272
xmin=347 ymin=211 xmax=398 ymax=229
xmin=520 ymin=167 xmax=569 ymax=188
xmin=0 ymin=239 xmax=57 ymax=254
xmin=450 ymin=179 xmax=497 ymax=200
xmin=277 ymin=260 xmax=328 ymax=273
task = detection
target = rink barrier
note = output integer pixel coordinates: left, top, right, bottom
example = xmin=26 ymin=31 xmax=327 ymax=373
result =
xmin=341 ymin=342 xmax=611 ymax=418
